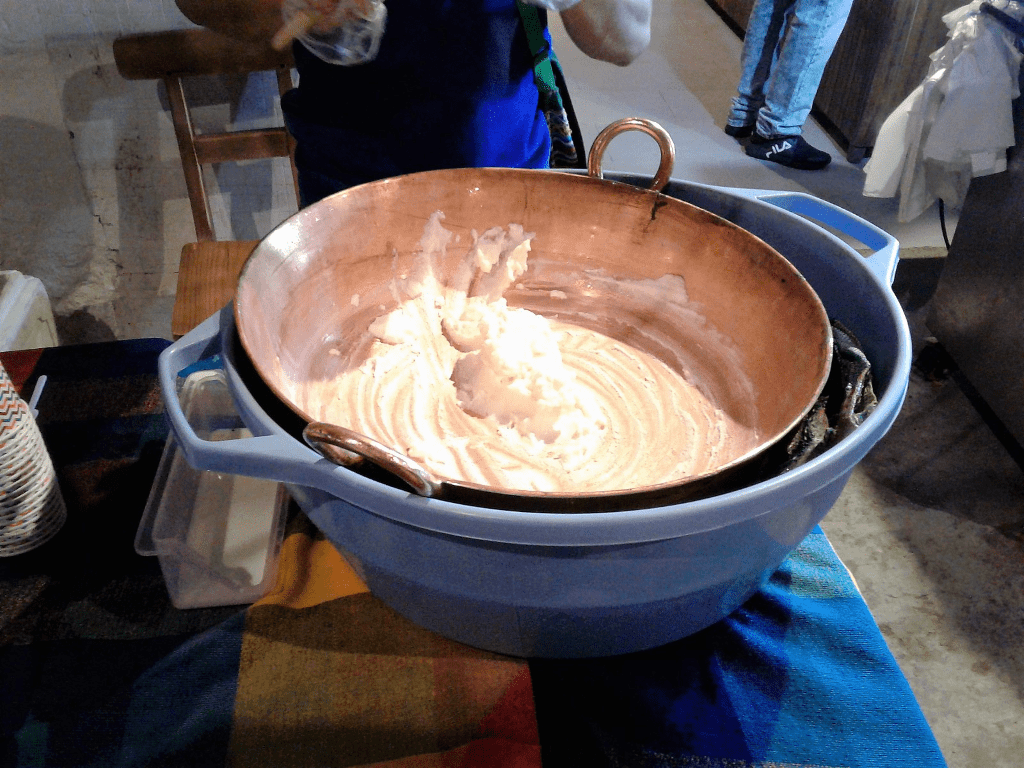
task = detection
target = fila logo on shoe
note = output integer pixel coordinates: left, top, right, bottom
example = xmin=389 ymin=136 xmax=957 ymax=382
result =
xmin=765 ymin=140 xmax=793 ymax=158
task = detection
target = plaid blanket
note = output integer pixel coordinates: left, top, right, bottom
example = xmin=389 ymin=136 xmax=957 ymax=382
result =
xmin=1 ymin=342 xmax=947 ymax=768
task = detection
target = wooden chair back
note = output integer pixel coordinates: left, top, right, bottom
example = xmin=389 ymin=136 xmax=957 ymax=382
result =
xmin=114 ymin=28 xmax=301 ymax=337
xmin=113 ymin=28 xmax=299 ymax=242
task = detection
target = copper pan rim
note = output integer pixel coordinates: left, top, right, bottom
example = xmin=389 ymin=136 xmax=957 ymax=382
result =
xmin=233 ymin=119 xmax=834 ymax=512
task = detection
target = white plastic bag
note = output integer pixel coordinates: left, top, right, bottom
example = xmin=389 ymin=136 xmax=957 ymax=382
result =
xmin=863 ymin=0 xmax=1023 ymax=222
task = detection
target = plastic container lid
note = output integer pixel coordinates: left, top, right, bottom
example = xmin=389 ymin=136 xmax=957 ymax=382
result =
xmin=0 ymin=270 xmax=59 ymax=352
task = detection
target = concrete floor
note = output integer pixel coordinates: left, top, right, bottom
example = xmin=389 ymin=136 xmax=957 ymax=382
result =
xmin=5 ymin=0 xmax=1022 ymax=765
xmin=556 ymin=4 xmax=1024 ymax=766
xmin=829 ymin=263 xmax=1024 ymax=767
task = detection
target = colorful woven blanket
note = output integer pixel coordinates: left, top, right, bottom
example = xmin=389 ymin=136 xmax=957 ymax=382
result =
xmin=1 ymin=341 xmax=947 ymax=768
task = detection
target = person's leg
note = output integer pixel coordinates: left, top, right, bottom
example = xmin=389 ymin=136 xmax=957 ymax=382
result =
xmin=754 ymin=0 xmax=854 ymax=138
xmin=726 ymin=0 xmax=796 ymax=133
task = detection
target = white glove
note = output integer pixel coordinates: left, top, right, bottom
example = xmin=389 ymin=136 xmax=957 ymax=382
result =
xmin=554 ymin=0 xmax=652 ymax=66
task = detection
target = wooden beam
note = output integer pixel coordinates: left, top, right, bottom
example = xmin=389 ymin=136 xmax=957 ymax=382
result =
xmin=193 ymin=129 xmax=293 ymax=165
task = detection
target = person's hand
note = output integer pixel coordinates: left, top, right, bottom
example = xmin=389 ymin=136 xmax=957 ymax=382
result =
xmin=175 ymin=0 xmax=284 ymax=43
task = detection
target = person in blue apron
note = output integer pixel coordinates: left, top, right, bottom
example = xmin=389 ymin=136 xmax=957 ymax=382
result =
xmin=175 ymin=0 xmax=652 ymax=206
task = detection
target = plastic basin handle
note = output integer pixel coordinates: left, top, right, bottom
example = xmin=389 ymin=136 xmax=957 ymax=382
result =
xmin=729 ymin=190 xmax=900 ymax=286
xmin=157 ymin=312 xmax=326 ymax=486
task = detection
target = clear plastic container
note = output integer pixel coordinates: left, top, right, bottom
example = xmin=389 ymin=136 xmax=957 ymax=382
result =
xmin=136 ymin=369 xmax=289 ymax=609
xmin=289 ymin=0 xmax=386 ymax=66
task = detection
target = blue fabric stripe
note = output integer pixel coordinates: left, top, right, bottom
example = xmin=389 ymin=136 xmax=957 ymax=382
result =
xmin=120 ymin=612 xmax=246 ymax=768
xmin=759 ymin=532 xmax=947 ymax=766
xmin=3 ymin=631 xmax=236 ymax=768
xmin=531 ymin=530 xmax=948 ymax=767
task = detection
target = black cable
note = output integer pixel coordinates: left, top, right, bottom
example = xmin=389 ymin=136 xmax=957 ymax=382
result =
xmin=938 ymin=198 xmax=951 ymax=250
xmin=981 ymin=2 xmax=1024 ymax=52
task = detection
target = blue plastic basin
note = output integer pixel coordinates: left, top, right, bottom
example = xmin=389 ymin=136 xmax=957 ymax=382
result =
xmin=159 ymin=176 xmax=911 ymax=658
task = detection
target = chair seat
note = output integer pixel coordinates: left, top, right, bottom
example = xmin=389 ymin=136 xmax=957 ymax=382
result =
xmin=171 ymin=240 xmax=259 ymax=337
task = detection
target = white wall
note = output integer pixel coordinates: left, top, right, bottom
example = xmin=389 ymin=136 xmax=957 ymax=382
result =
xmin=0 ymin=0 xmax=187 ymax=52
xmin=0 ymin=0 xmax=296 ymax=340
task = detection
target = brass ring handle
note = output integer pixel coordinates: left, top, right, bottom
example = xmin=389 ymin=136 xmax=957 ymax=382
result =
xmin=303 ymin=422 xmax=443 ymax=498
xmin=587 ymin=117 xmax=676 ymax=193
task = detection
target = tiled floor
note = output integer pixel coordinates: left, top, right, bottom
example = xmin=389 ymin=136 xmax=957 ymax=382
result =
xmin=7 ymin=1 xmax=1022 ymax=765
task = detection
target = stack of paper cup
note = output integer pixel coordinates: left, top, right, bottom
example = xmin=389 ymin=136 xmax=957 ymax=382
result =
xmin=0 ymin=360 xmax=66 ymax=556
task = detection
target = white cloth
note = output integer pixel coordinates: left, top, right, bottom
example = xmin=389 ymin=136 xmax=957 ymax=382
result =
xmin=863 ymin=0 xmax=1024 ymax=222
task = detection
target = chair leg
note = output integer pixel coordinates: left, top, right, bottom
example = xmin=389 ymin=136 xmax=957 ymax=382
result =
xmin=275 ymin=67 xmax=302 ymax=207
xmin=165 ymin=75 xmax=216 ymax=241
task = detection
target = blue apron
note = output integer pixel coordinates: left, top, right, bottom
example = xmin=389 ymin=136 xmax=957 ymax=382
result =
xmin=283 ymin=0 xmax=551 ymax=205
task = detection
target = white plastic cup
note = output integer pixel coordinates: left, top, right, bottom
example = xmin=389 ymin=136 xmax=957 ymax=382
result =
xmin=0 ymin=360 xmax=66 ymax=556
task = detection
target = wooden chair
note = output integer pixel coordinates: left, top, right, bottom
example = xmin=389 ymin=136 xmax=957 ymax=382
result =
xmin=113 ymin=28 xmax=299 ymax=337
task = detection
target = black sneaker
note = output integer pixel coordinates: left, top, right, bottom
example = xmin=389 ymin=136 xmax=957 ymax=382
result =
xmin=724 ymin=123 xmax=754 ymax=139
xmin=745 ymin=133 xmax=832 ymax=170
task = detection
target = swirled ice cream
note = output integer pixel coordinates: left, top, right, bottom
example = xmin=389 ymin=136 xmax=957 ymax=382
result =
xmin=283 ymin=212 xmax=761 ymax=493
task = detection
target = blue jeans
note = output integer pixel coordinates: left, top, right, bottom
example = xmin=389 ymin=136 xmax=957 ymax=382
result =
xmin=727 ymin=0 xmax=854 ymax=137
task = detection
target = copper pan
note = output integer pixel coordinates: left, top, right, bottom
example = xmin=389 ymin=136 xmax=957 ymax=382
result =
xmin=234 ymin=118 xmax=833 ymax=512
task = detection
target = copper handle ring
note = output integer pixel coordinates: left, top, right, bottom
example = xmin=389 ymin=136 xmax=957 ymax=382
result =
xmin=587 ymin=117 xmax=676 ymax=193
xmin=303 ymin=422 xmax=443 ymax=498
